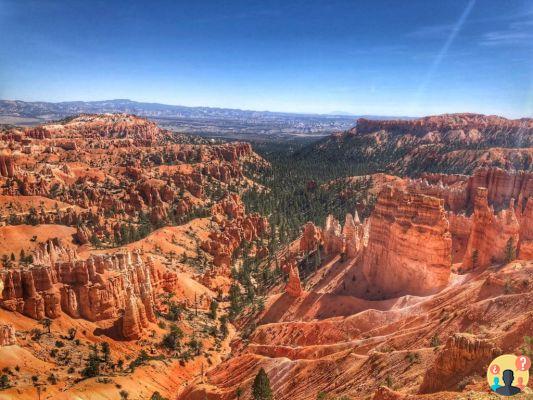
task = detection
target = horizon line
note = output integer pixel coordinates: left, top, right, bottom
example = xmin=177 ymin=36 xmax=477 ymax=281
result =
xmin=0 ymin=97 xmax=529 ymax=120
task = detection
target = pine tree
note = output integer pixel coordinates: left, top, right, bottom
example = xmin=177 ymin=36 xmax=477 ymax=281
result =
xmin=161 ymin=324 xmax=183 ymax=351
xmin=100 ymin=342 xmax=111 ymax=363
xmin=252 ymin=368 xmax=272 ymax=400
xmin=82 ymin=345 xmax=101 ymax=377
xmin=314 ymin=248 xmax=322 ymax=270
xmin=188 ymin=337 xmax=202 ymax=356
xmin=0 ymin=374 xmax=10 ymax=389
xmin=471 ymin=249 xmax=479 ymax=269
xmin=219 ymin=315 xmax=229 ymax=339
xmin=40 ymin=318 xmax=52 ymax=334
xmin=505 ymin=237 xmax=516 ymax=263
xmin=90 ymin=233 xmax=101 ymax=249
xmin=208 ymin=300 xmax=218 ymax=319
xmin=150 ymin=392 xmax=168 ymax=400
xmin=228 ymin=283 xmax=242 ymax=318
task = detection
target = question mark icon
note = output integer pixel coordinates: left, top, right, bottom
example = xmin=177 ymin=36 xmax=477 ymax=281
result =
xmin=515 ymin=355 xmax=531 ymax=371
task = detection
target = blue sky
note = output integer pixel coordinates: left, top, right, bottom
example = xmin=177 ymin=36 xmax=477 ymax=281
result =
xmin=0 ymin=0 xmax=532 ymax=117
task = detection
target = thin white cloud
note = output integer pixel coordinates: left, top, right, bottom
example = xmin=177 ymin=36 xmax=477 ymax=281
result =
xmin=481 ymin=18 xmax=533 ymax=46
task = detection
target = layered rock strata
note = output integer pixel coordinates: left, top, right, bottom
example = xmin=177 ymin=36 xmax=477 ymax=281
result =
xmin=420 ymin=333 xmax=500 ymax=393
xmin=0 ymin=251 xmax=169 ymax=339
xmin=462 ymin=188 xmax=520 ymax=270
xmin=362 ymin=187 xmax=452 ymax=297
xmin=202 ymin=194 xmax=269 ymax=268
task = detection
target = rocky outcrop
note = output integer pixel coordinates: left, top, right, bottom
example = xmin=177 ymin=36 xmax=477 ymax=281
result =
xmin=211 ymin=193 xmax=245 ymax=222
xmin=299 ymin=222 xmax=322 ymax=254
xmin=372 ymin=387 xmax=409 ymax=400
xmin=447 ymin=213 xmax=471 ymax=263
xmin=314 ymin=114 xmax=533 ymax=176
xmin=32 ymin=238 xmax=75 ymax=267
xmin=202 ymin=195 xmax=269 ymax=268
xmin=462 ymin=188 xmax=520 ymax=270
xmin=405 ymin=167 xmax=532 ymax=267
xmin=122 ymin=286 xmax=149 ymax=340
xmin=356 ymin=114 xmax=533 ymax=140
xmin=468 ymin=168 xmax=533 ymax=210
xmin=0 ymin=154 xmax=17 ymax=178
xmin=0 ymin=115 xmax=266 ymax=249
xmin=362 ymin=187 xmax=452 ymax=298
xmin=323 ymin=215 xmax=344 ymax=256
xmin=420 ymin=333 xmax=500 ymax=393
xmin=518 ymin=197 xmax=533 ymax=259
xmin=408 ymin=174 xmax=469 ymax=212
xmin=0 ymin=251 xmax=169 ymax=339
xmin=26 ymin=126 xmax=52 ymax=139
xmin=35 ymin=114 xmax=166 ymax=144
xmin=342 ymin=212 xmax=364 ymax=258
xmin=0 ymin=324 xmax=16 ymax=346
xmin=285 ymin=262 xmax=303 ymax=297
xmin=73 ymin=225 xmax=92 ymax=245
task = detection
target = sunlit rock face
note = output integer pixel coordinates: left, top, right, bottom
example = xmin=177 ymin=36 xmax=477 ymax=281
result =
xmin=322 ymin=215 xmax=343 ymax=256
xmin=0 ymin=324 xmax=16 ymax=346
xmin=0 ymin=154 xmax=17 ymax=178
xmin=406 ymin=167 xmax=532 ymax=269
xmin=462 ymin=188 xmax=520 ymax=271
xmin=299 ymin=222 xmax=322 ymax=254
xmin=420 ymin=333 xmax=500 ymax=394
xmin=285 ymin=261 xmax=303 ymax=298
xmin=342 ymin=211 xmax=364 ymax=258
xmin=201 ymin=194 xmax=269 ymax=269
xmin=362 ymin=186 xmax=452 ymax=298
xmin=0 ymin=250 xmax=170 ymax=340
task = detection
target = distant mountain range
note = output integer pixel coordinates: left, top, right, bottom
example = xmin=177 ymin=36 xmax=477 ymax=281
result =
xmin=0 ymin=98 xmax=401 ymax=120
xmin=0 ymin=99 xmax=411 ymax=139
xmin=0 ymin=98 xmax=356 ymax=121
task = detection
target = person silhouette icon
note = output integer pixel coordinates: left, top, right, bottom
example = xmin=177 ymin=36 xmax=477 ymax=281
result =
xmin=491 ymin=376 xmax=501 ymax=391
xmin=495 ymin=369 xmax=521 ymax=396
xmin=516 ymin=377 xmax=525 ymax=391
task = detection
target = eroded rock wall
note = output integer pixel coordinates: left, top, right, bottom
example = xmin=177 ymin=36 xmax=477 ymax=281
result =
xmin=462 ymin=188 xmax=520 ymax=270
xmin=362 ymin=187 xmax=452 ymax=297
xmin=420 ymin=333 xmax=500 ymax=393
xmin=0 ymin=251 xmax=169 ymax=339
xmin=0 ymin=324 xmax=16 ymax=346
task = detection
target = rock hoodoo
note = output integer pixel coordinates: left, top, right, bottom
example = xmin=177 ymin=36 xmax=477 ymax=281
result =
xmin=285 ymin=261 xmax=303 ymax=297
xmin=201 ymin=194 xmax=269 ymax=268
xmin=342 ymin=212 xmax=364 ymax=258
xmin=0 ymin=324 xmax=16 ymax=346
xmin=323 ymin=215 xmax=344 ymax=256
xmin=362 ymin=186 xmax=452 ymax=298
xmin=518 ymin=197 xmax=533 ymax=259
xmin=462 ymin=188 xmax=520 ymax=270
xmin=299 ymin=222 xmax=322 ymax=254
xmin=0 ymin=154 xmax=16 ymax=178
xmin=0 ymin=250 xmax=170 ymax=340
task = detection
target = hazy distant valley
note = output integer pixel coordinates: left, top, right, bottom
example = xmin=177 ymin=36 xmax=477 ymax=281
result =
xmin=0 ymin=99 xmax=366 ymax=140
